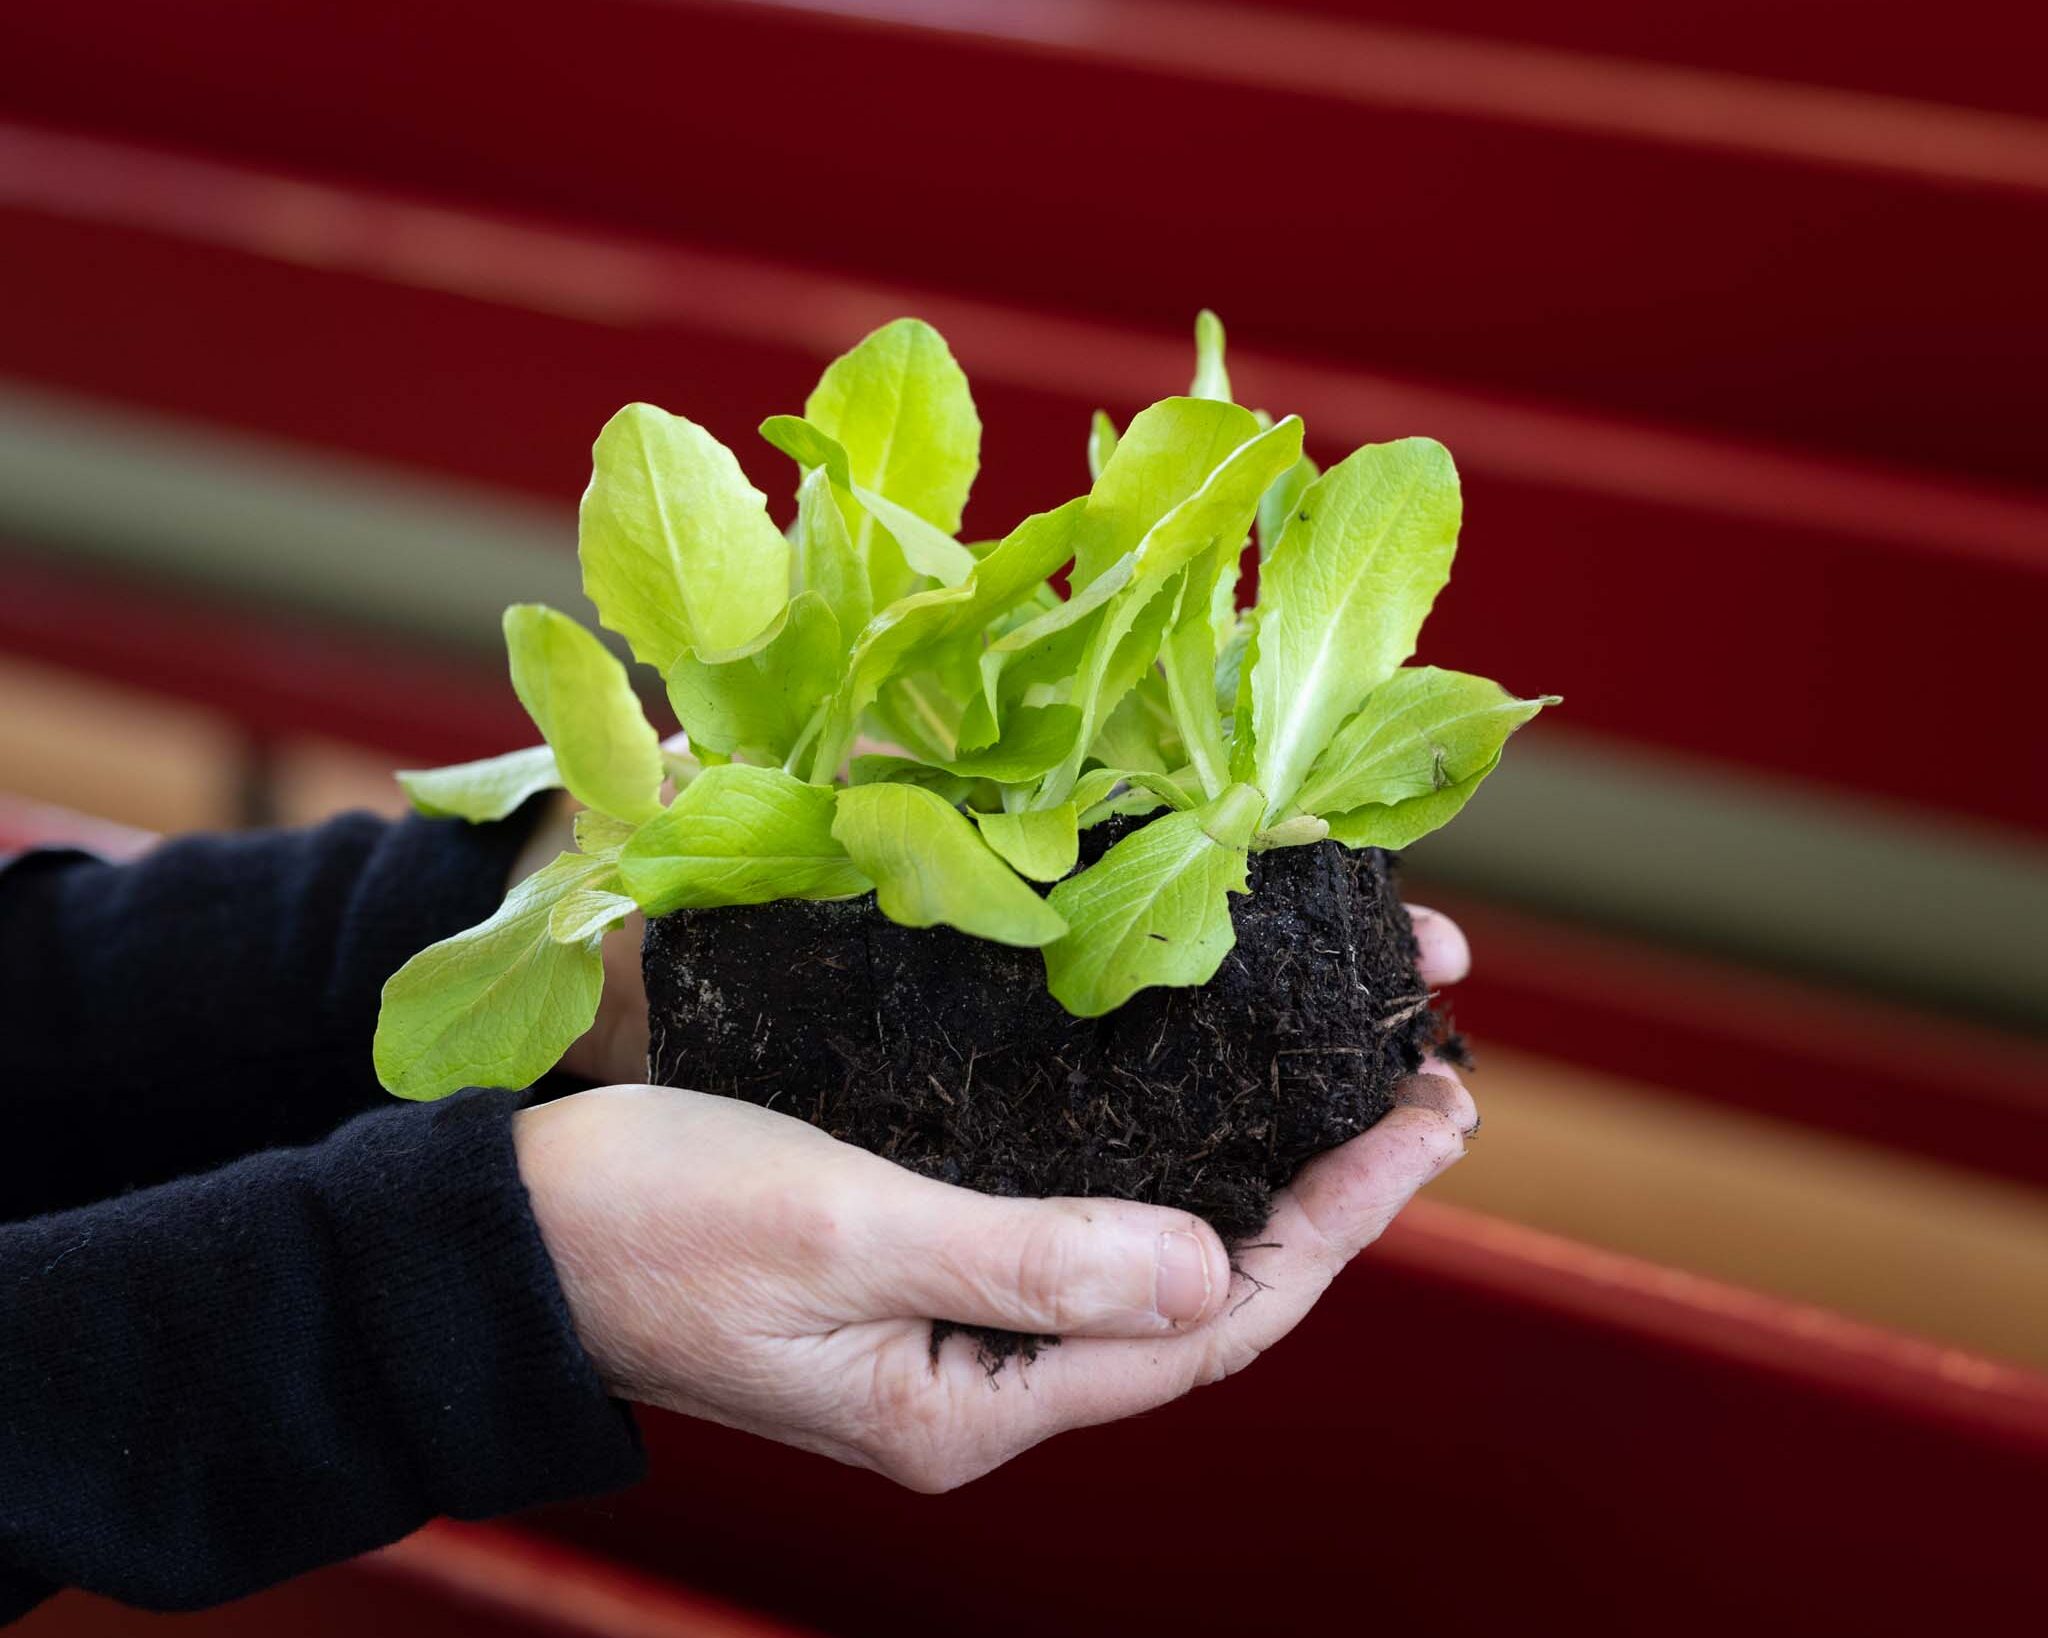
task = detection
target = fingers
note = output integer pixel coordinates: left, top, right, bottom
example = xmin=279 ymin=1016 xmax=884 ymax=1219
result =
xmin=1405 ymin=903 xmax=1470 ymax=987
xmin=873 ymin=1183 xmax=1233 ymax=1339
xmin=1284 ymin=1061 xmax=1472 ymax=1263
xmin=897 ymin=1060 xmax=1478 ymax=1484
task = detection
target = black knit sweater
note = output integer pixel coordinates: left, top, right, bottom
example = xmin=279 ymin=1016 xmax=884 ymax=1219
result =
xmin=0 ymin=811 xmax=645 ymax=1620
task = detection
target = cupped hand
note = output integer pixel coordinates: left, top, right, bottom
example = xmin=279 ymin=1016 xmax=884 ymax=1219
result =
xmin=522 ymin=904 xmax=1474 ymax=1492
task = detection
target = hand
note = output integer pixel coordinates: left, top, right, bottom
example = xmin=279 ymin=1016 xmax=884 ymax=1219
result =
xmin=516 ymin=905 xmax=1474 ymax=1492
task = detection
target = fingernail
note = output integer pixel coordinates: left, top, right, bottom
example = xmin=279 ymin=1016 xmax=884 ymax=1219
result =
xmin=1155 ymin=1231 xmax=1214 ymax=1324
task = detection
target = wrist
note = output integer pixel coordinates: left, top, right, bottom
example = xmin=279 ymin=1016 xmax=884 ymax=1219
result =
xmin=511 ymin=1095 xmax=620 ymax=1390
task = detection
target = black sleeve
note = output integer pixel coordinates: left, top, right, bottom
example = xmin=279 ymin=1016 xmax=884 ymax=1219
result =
xmin=0 ymin=1089 xmax=645 ymax=1619
xmin=0 ymin=809 xmax=538 ymax=1220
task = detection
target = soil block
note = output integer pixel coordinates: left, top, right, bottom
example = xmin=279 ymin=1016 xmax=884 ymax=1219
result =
xmin=642 ymin=829 xmax=1445 ymax=1360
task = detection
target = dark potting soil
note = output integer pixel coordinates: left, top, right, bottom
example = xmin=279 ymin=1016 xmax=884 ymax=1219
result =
xmin=641 ymin=824 xmax=1449 ymax=1363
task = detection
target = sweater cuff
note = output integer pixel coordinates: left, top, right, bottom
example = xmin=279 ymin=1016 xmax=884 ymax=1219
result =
xmin=316 ymin=1090 xmax=644 ymax=1519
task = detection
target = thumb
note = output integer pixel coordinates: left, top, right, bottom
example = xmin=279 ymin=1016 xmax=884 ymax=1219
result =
xmin=873 ymin=1184 xmax=1233 ymax=1339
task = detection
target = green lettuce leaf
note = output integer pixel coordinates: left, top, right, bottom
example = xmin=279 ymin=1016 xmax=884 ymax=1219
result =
xmin=580 ymin=403 xmax=790 ymax=669
xmin=617 ymin=765 xmax=869 ymax=914
xmin=1323 ymin=751 xmax=1503 ymax=850
xmin=972 ymin=802 xmax=1079 ymax=882
xmin=1249 ymin=437 xmax=1461 ymax=821
xmin=1068 ymin=397 xmax=1262 ymax=591
xmin=849 ymin=755 xmax=978 ymax=805
xmin=1036 ymin=415 xmax=1304 ymax=806
xmin=811 ymin=499 xmax=1085 ymax=779
xmin=832 ymin=782 xmax=1067 ymax=947
xmin=1189 ymin=308 xmax=1232 ymax=402
xmin=397 ymin=744 xmax=560 ymax=822
xmin=805 ymin=317 xmax=980 ymax=533
xmin=503 ymin=604 xmax=664 ymax=823
xmin=572 ymin=809 xmax=637 ymax=858
xmin=760 ymin=414 xmax=974 ymax=587
xmin=801 ymin=318 xmax=981 ymax=602
xmin=1042 ymin=784 xmax=1262 ymax=1015
xmin=1158 ymin=540 xmax=1238 ymax=798
xmin=374 ymin=852 xmax=611 ymax=1100
xmin=1257 ymin=450 xmax=1318 ymax=558
xmin=1087 ymin=409 xmax=1118 ymax=481
xmin=1088 ymin=671 xmax=1181 ymax=774
xmin=942 ymin=703 xmax=1082 ymax=782
xmin=548 ymin=884 xmax=639 ymax=944
xmin=792 ymin=463 xmax=871 ymax=658
xmin=1293 ymin=667 xmax=1556 ymax=817
xmin=665 ymin=590 xmax=841 ymax=767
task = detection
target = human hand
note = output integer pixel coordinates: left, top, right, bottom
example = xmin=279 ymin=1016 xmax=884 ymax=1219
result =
xmin=516 ymin=906 xmax=1474 ymax=1492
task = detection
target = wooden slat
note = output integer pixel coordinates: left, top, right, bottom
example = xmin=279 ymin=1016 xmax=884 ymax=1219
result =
xmin=1418 ymin=889 xmax=2048 ymax=1190
xmin=16 ymin=1523 xmax=817 ymax=1638
xmin=0 ymin=553 xmax=529 ymax=765
xmin=2 ymin=0 xmax=2044 ymax=484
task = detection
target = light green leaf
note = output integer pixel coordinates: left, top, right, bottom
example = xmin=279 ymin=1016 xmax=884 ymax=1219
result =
xmin=1159 ymin=541 xmax=1237 ymax=798
xmin=1087 ymin=409 xmax=1118 ymax=480
xmin=660 ymin=734 xmax=703 ymax=789
xmin=1088 ymin=671 xmax=1180 ymax=774
xmin=548 ymin=884 xmax=638 ymax=944
xmin=580 ymin=403 xmax=790 ymax=669
xmin=572 ymin=809 xmax=637 ymax=858
xmin=805 ymin=317 xmax=980 ymax=535
xmin=802 ymin=318 xmax=980 ymax=603
xmin=1257 ymin=450 xmax=1318 ymax=557
xmin=1072 ymin=766 xmax=1132 ymax=814
xmin=375 ymin=852 xmax=611 ymax=1100
xmin=1214 ymin=615 xmax=1251 ymax=718
xmin=812 ymin=499 xmax=1085 ymax=779
xmin=1069 ymin=397 xmax=1262 ymax=591
xmin=941 ymin=704 xmax=1082 ymax=782
xmin=793 ymin=464 xmax=871 ymax=655
xmin=1293 ymin=667 xmax=1557 ymax=817
xmin=973 ymin=803 xmax=1079 ymax=882
xmin=1036 ymin=416 xmax=1304 ymax=806
xmin=832 ymin=782 xmax=1067 ymax=947
xmin=760 ymin=415 xmax=974 ymax=587
xmin=1227 ymin=608 xmax=1261 ymax=785
xmin=1189 ymin=309 xmax=1232 ymax=402
xmin=870 ymin=665 xmax=973 ymax=765
xmin=617 ymin=765 xmax=869 ymax=914
xmin=1042 ymin=784 xmax=1262 ymax=1016
xmin=1249 ymin=438 xmax=1461 ymax=821
xmin=1254 ymin=815 xmax=1329 ymax=850
xmin=503 ymin=604 xmax=664 ymax=824
xmin=665 ymin=591 xmax=840 ymax=767
xmin=1324 ymin=751 xmax=1503 ymax=851
xmin=397 ymin=744 xmax=560 ymax=822
xmin=849 ymin=755 xmax=978 ymax=805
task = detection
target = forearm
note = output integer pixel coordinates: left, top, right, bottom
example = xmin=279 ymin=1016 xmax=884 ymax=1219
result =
xmin=0 ymin=1091 xmax=642 ymax=1618
xmin=0 ymin=806 xmax=540 ymax=1219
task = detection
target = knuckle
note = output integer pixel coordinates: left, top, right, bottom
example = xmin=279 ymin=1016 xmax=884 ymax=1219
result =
xmin=1010 ymin=1213 xmax=1089 ymax=1330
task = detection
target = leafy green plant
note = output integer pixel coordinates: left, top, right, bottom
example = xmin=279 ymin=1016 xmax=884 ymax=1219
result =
xmin=375 ymin=314 xmax=1554 ymax=1100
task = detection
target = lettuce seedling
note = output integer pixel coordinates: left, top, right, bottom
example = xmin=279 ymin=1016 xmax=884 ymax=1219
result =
xmin=375 ymin=314 xmax=1553 ymax=1099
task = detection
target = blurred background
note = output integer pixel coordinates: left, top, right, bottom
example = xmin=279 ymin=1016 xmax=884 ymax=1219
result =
xmin=4 ymin=2 xmax=2045 ymax=1634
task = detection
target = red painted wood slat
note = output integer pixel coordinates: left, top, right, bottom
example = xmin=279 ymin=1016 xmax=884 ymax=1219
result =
xmin=3 ymin=0 xmax=2045 ymax=485
xmin=18 ymin=1522 xmax=819 ymax=1638
xmin=1423 ymin=889 xmax=2048 ymax=1191
xmin=0 ymin=553 xmax=530 ymax=766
